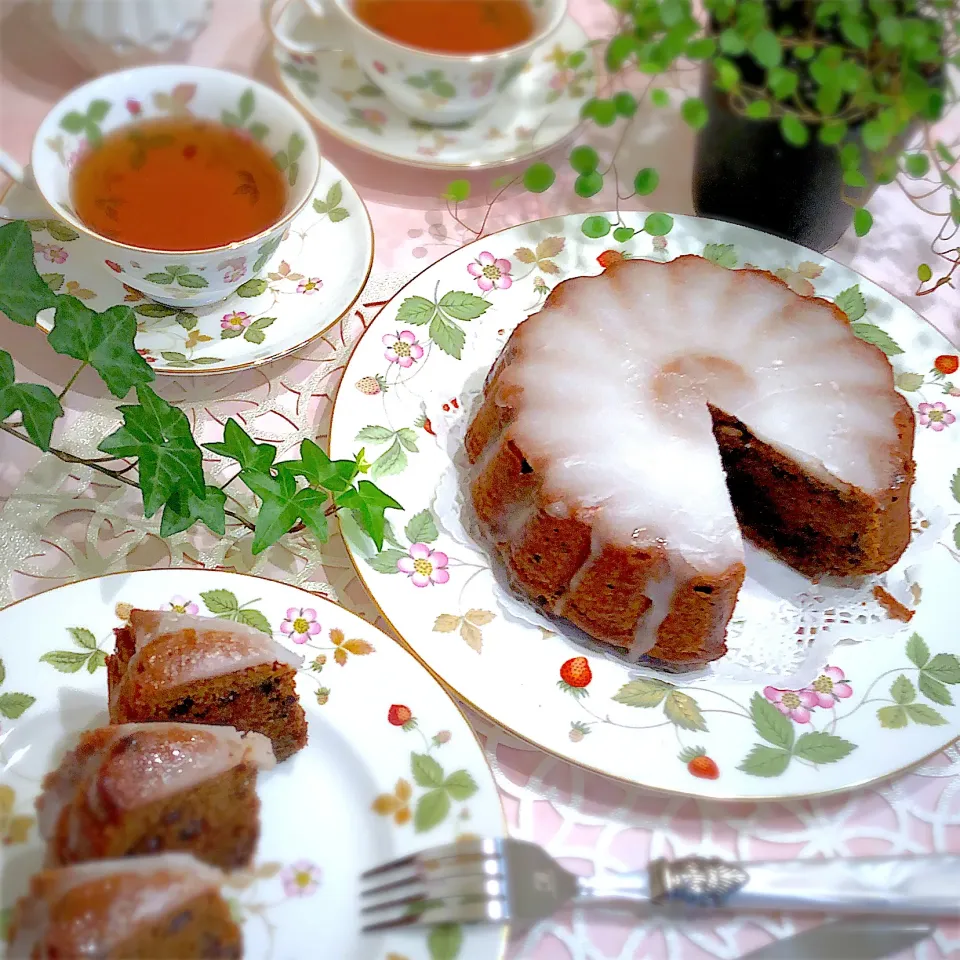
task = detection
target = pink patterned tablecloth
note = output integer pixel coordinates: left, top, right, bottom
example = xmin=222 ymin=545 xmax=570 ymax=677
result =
xmin=1 ymin=1 xmax=958 ymax=958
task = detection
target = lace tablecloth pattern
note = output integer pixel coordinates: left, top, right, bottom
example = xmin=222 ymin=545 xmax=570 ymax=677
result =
xmin=0 ymin=1 xmax=958 ymax=957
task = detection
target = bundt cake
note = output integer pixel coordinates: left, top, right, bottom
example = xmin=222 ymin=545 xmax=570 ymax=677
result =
xmin=6 ymin=853 xmax=241 ymax=959
xmin=465 ymin=255 xmax=915 ymax=666
xmin=108 ymin=609 xmax=308 ymax=761
xmin=38 ymin=723 xmax=274 ymax=870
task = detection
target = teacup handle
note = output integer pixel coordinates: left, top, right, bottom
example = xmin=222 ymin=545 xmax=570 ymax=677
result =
xmin=0 ymin=149 xmax=47 ymax=221
xmin=262 ymin=0 xmax=345 ymax=55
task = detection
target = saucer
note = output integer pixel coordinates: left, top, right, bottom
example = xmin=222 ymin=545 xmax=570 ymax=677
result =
xmin=6 ymin=156 xmax=372 ymax=376
xmin=273 ymin=4 xmax=593 ymax=170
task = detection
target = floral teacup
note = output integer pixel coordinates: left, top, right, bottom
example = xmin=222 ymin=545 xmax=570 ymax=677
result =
xmin=264 ymin=0 xmax=567 ymax=125
xmin=0 ymin=64 xmax=320 ymax=308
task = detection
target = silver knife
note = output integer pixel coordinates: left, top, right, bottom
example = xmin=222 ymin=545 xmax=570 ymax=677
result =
xmin=742 ymin=919 xmax=934 ymax=960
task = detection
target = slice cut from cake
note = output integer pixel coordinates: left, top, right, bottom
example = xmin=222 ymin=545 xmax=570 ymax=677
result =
xmin=108 ymin=609 xmax=308 ymax=761
xmin=465 ymin=256 xmax=915 ymax=666
xmin=6 ymin=853 xmax=241 ymax=959
xmin=38 ymin=723 xmax=274 ymax=870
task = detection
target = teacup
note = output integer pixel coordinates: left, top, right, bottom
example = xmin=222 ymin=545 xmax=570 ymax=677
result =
xmin=264 ymin=0 xmax=568 ymax=125
xmin=0 ymin=64 xmax=320 ymax=308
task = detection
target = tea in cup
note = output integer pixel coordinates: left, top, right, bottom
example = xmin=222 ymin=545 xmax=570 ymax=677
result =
xmin=265 ymin=0 xmax=568 ymax=125
xmin=0 ymin=65 xmax=321 ymax=307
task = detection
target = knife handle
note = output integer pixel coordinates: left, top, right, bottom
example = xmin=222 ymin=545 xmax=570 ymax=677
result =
xmin=649 ymin=855 xmax=960 ymax=918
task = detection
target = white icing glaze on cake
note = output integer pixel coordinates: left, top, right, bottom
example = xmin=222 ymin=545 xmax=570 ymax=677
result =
xmin=498 ymin=256 xmax=905 ymax=576
xmin=37 ymin=724 xmax=274 ymax=849
xmin=8 ymin=854 xmax=225 ymax=958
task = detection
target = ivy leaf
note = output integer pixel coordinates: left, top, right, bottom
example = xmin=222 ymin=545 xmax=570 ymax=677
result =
xmin=428 ymin=312 xmax=466 ymax=359
xmin=412 ymin=752 xmax=445 ymax=787
xmin=295 ymin=438 xmax=358 ymax=492
xmin=703 ymin=243 xmax=737 ymax=268
xmin=200 ymin=589 xmax=240 ymax=615
xmin=438 ymin=291 xmax=491 ymax=321
xmin=48 ymin=299 xmax=154 ymax=398
xmin=923 ymin=653 xmax=960 ymax=684
xmin=405 ymin=509 xmax=439 ymax=544
xmin=664 ymin=690 xmax=707 ymax=731
xmin=793 ymin=731 xmax=856 ymax=764
xmin=0 ymin=349 xmax=63 ymax=450
xmin=906 ymin=633 xmax=929 ymax=668
xmin=738 ymin=744 xmax=791 ymax=777
xmin=396 ymin=295 xmax=436 ymax=325
xmin=370 ymin=437 xmax=407 ymax=479
xmin=335 ymin=480 xmax=403 ymax=551
xmin=749 ymin=691 xmax=794 ymax=750
xmin=39 ymin=650 xmax=90 ymax=673
xmin=250 ymin=466 xmax=329 ymax=554
xmin=612 ymin=677 xmax=671 ymax=707
xmin=204 ymin=418 xmax=276 ymax=472
xmin=877 ymin=704 xmax=908 ymax=728
xmin=159 ymin=484 xmax=226 ymax=537
xmin=918 ymin=673 xmax=953 ymax=706
xmin=98 ymin=385 xmax=205 ymax=517
xmin=0 ymin=220 xmax=59 ymax=325
xmin=851 ymin=323 xmax=903 ymax=356
xmin=890 ymin=674 xmax=916 ymax=705
xmin=904 ymin=703 xmax=948 ymax=726
xmin=443 ymin=769 xmax=478 ymax=801
xmin=414 ymin=788 xmax=450 ymax=832
xmin=366 ymin=549 xmax=406 ymax=574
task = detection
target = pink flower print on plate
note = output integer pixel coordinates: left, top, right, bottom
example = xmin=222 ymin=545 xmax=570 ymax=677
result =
xmin=763 ymin=685 xmax=818 ymax=724
xmin=126 ymin=98 xmax=142 ymax=115
xmin=281 ymin=860 xmax=322 ymax=897
xmin=397 ymin=543 xmax=450 ymax=588
xmin=281 ymin=607 xmax=321 ymax=644
xmin=161 ymin=595 xmax=199 ymax=615
xmin=467 ymin=251 xmax=512 ymax=291
xmin=221 ymin=310 xmax=252 ymax=331
xmin=297 ymin=277 xmax=323 ymax=294
xmin=383 ymin=330 xmax=424 ymax=368
xmin=917 ymin=401 xmax=955 ymax=431
xmin=34 ymin=243 xmax=67 ymax=264
xmin=804 ymin=665 xmax=853 ymax=708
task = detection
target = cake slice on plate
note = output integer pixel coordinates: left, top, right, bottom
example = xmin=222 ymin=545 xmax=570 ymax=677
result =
xmin=6 ymin=853 xmax=241 ymax=959
xmin=38 ymin=723 xmax=274 ymax=870
xmin=108 ymin=609 xmax=308 ymax=761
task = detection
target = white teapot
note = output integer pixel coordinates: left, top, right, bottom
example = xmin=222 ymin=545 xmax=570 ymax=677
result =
xmin=44 ymin=0 xmax=213 ymax=74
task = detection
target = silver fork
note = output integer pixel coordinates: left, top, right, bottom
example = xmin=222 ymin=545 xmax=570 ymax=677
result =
xmin=360 ymin=837 xmax=960 ymax=933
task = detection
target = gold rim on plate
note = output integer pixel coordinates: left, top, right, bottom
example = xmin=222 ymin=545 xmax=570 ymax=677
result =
xmin=326 ymin=212 xmax=960 ymax=805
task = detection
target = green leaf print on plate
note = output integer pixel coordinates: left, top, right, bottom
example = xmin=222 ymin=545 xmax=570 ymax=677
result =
xmin=59 ymin=99 xmax=111 ymax=146
xmin=143 ymin=264 xmax=208 ymax=289
xmin=394 ymin=290 xmax=491 ymax=360
xmin=312 ymin=181 xmax=350 ymax=222
xmin=39 ymin=627 xmax=108 ymax=675
xmin=0 ymin=658 xmax=35 ymax=719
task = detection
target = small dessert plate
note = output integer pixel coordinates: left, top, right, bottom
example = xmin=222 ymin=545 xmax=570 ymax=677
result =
xmin=273 ymin=1 xmax=593 ymax=170
xmin=1 ymin=156 xmax=372 ymax=375
xmin=0 ymin=569 xmax=505 ymax=960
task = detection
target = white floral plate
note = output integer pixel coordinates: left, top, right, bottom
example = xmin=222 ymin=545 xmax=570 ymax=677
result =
xmin=329 ymin=212 xmax=960 ymax=801
xmin=1 ymin=156 xmax=372 ymax=375
xmin=273 ymin=2 xmax=592 ymax=170
xmin=0 ymin=569 xmax=505 ymax=960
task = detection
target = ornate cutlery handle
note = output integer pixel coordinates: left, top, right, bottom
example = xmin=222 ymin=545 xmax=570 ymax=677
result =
xmin=580 ymin=855 xmax=960 ymax=918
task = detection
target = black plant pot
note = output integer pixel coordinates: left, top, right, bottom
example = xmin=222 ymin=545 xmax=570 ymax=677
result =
xmin=691 ymin=73 xmax=876 ymax=253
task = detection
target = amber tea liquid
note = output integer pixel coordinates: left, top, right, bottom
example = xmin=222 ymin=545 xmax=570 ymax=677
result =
xmin=70 ymin=118 xmax=287 ymax=251
xmin=352 ymin=0 xmax=535 ymax=55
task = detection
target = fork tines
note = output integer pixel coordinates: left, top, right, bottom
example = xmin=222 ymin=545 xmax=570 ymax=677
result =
xmin=360 ymin=837 xmax=508 ymax=933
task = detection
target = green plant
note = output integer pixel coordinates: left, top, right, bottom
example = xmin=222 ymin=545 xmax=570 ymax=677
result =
xmin=0 ymin=219 xmax=402 ymax=555
xmin=448 ymin=1 xmax=959 ymax=294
